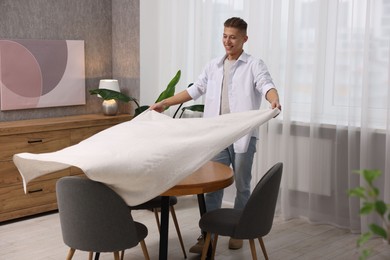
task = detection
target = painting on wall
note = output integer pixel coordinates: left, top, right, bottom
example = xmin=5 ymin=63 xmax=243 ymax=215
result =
xmin=0 ymin=39 xmax=85 ymax=111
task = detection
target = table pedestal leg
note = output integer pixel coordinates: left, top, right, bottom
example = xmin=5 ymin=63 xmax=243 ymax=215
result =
xmin=159 ymin=196 xmax=170 ymax=260
xmin=197 ymin=194 xmax=207 ymax=216
xmin=197 ymin=194 xmax=212 ymax=259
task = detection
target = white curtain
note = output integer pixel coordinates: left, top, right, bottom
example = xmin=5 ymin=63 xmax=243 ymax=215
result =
xmin=140 ymin=0 xmax=390 ymax=233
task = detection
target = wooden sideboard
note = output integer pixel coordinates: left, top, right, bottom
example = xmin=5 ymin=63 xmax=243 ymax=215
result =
xmin=0 ymin=114 xmax=131 ymax=222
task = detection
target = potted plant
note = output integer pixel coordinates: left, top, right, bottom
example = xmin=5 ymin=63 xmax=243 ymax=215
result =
xmin=90 ymin=70 xmax=204 ymax=117
xmin=90 ymin=70 xmax=181 ymax=117
xmin=348 ymin=169 xmax=390 ymax=259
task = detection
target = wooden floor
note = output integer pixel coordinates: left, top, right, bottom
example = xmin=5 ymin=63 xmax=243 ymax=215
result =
xmin=1 ymin=195 xmax=389 ymax=260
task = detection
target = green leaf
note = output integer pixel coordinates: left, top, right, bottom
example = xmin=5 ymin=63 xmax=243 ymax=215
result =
xmin=177 ymin=104 xmax=205 ymax=118
xmin=375 ymin=200 xmax=388 ymax=215
xmin=134 ymin=105 xmax=150 ymax=117
xmin=359 ymin=248 xmax=371 ymax=260
xmin=369 ymin=224 xmax=387 ymax=239
xmin=155 ymin=70 xmax=181 ymax=103
xmin=353 ymin=170 xmax=364 ymax=176
xmin=357 ymin=232 xmax=372 ymax=247
xmin=89 ymin=89 xmax=139 ymax=107
xmin=362 ymin=169 xmax=382 ymax=185
xmin=371 ymin=187 xmax=380 ymax=197
xmin=360 ymin=202 xmax=375 ymax=215
xmin=348 ymin=187 xmax=366 ymax=199
xmin=182 ymin=104 xmax=204 ymax=113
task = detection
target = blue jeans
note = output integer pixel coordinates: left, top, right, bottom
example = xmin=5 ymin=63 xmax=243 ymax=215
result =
xmin=205 ymin=137 xmax=257 ymax=211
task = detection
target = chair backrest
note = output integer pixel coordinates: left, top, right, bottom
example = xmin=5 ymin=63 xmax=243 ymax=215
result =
xmin=56 ymin=176 xmax=140 ymax=252
xmin=234 ymin=162 xmax=283 ymax=239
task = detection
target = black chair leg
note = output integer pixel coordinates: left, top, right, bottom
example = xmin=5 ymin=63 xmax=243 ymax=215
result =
xmin=197 ymin=194 xmax=212 ymax=258
xmin=159 ymin=196 xmax=170 ymax=260
xmin=94 ymin=252 xmax=100 ymax=260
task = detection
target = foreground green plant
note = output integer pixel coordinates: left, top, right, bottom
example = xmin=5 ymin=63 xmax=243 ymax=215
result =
xmin=348 ymin=169 xmax=390 ymax=259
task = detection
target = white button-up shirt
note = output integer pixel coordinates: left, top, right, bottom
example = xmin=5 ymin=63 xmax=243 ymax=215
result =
xmin=187 ymin=51 xmax=275 ymax=153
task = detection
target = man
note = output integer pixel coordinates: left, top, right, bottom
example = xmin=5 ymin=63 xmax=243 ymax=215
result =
xmin=150 ymin=17 xmax=281 ymax=253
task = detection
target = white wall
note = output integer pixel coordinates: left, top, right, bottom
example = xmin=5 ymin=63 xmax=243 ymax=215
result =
xmin=140 ymin=0 xmax=160 ymax=105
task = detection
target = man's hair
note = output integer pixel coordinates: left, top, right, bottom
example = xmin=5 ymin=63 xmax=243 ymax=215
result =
xmin=224 ymin=17 xmax=247 ymax=35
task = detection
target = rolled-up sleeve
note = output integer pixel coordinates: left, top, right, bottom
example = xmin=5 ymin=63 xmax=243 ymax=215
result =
xmin=187 ymin=64 xmax=209 ymax=100
xmin=254 ymin=60 xmax=275 ymax=96
xmin=187 ymin=83 xmax=204 ymax=100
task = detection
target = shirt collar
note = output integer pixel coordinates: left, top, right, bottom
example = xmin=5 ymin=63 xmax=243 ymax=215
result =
xmin=217 ymin=50 xmax=249 ymax=67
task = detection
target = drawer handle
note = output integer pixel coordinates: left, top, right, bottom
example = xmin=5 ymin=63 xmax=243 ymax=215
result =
xmin=28 ymin=188 xmax=43 ymax=194
xmin=28 ymin=139 xmax=43 ymax=144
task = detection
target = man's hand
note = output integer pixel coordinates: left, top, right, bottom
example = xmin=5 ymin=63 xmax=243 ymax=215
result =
xmin=149 ymin=90 xmax=193 ymax=113
xmin=270 ymin=99 xmax=281 ymax=110
xmin=149 ymin=100 xmax=167 ymax=113
xmin=266 ymin=88 xmax=282 ymax=111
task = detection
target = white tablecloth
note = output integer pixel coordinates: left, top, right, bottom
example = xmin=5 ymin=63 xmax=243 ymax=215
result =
xmin=13 ymin=109 xmax=279 ymax=206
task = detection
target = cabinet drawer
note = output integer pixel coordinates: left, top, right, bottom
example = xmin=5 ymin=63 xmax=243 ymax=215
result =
xmin=0 ymin=114 xmax=130 ymax=222
xmin=0 ymin=178 xmax=59 ymax=213
xmin=0 ymin=202 xmax=58 ymax=222
xmin=70 ymin=125 xmax=111 ymax=144
xmin=0 ymin=161 xmax=70 ymax=187
xmin=0 ymin=130 xmax=71 ymax=161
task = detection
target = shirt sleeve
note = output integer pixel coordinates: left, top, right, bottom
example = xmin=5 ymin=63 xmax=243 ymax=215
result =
xmin=254 ymin=59 xmax=275 ymax=95
xmin=187 ymin=62 xmax=211 ymax=100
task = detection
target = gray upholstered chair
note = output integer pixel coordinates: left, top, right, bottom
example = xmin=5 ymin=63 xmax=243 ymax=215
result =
xmin=130 ymin=196 xmax=187 ymax=258
xmin=56 ymin=176 xmax=150 ymax=260
xmin=199 ymin=162 xmax=283 ymax=260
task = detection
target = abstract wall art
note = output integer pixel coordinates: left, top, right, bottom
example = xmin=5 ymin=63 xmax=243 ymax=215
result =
xmin=0 ymin=39 xmax=85 ymax=111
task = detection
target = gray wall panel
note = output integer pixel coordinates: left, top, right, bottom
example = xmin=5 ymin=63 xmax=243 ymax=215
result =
xmin=0 ymin=0 xmax=139 ymax=121
xmin=112 ymin=0 xmax=140 ymax=114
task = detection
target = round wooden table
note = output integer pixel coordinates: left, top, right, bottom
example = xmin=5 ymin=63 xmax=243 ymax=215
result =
xmin=158 ymin=161 xmax=234 ymax=260
xmin=162 ymin=161 xmax=234 ymax=196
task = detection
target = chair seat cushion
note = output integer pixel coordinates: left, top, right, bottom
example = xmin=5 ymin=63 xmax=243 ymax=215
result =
xmin=199 ymin=208 xmax=242 ymax=237
xmin=135 ymin=221 xmax=148 ymax=241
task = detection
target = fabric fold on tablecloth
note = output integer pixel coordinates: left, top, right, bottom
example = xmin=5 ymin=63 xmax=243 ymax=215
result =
xmin=13 ymin=108 xmax=279 ymax=206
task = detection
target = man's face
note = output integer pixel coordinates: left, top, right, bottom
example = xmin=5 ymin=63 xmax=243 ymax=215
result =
xmin=222 ymin=27 xmax=248 ymax=60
